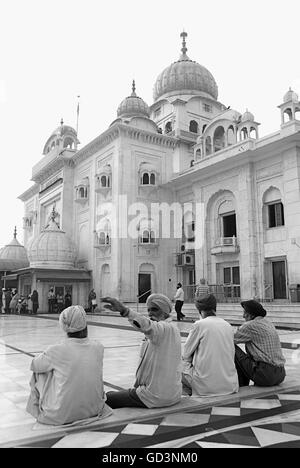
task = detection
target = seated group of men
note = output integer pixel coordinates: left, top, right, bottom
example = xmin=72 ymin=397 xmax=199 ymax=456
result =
xmin=26 ymin=294 xmax=286 ymax=426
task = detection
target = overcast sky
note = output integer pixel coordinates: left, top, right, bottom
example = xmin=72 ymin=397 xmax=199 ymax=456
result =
xmin=0 ymin=0 xmax=299 ymax=247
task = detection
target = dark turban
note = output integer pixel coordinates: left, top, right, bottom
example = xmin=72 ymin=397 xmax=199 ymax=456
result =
xmin=195 ymin=294 xmax=217 ymax=311
xmin=241 ymin=300 xmax=267 ymax=318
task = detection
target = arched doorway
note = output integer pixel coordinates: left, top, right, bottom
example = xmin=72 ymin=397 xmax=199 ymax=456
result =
xmin=138 ymin=263 xmax=155 ymax=303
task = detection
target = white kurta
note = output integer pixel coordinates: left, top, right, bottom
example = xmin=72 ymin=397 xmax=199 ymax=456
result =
xmin=27 ymin=338 xmax=106 ymax=425
xmin=127 ymin=311 xmax=182 ymax=408
xmin=183 ymin=316 xmax=239 ymax=397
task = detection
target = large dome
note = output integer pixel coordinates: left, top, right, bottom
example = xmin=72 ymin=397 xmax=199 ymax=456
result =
xmin=153 ymin=32 xmax=218 ymax=102
xmin=0 ymin=228 xmax=29 ymax=270
xmin=117 ymin=81 xmax=150 ymax=118
xmin=27 ymin=210 xmax=77 ymax=269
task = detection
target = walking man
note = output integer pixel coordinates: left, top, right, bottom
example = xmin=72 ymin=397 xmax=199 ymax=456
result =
xmin=174 ymin=282 xmax=185 ymax=321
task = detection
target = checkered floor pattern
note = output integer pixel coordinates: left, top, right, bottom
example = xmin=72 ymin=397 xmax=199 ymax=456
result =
xmin=15 ymin=389 xmax=300 ymax=448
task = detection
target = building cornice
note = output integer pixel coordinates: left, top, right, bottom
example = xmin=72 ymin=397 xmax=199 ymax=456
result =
xmin=31 ymin=152 xmax=75 ymax=184
xmin=18 ymin=184 xmax=40 ymax=202
xmin=72 ymin=124 xmax=178 ymax=166
xmin=167 ymin=130 xmax=300 ymax=190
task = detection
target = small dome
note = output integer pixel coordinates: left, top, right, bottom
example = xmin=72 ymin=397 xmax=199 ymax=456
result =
xmin=117 ymin=81 xmax=150 ymax=118
xmin=27 ymin=209 xmax=77 ymax=269
xmin=283 ymin=87 xmax=299 ymax=103
xmin=43 ymin=119 xmax=79 ymax=154
xmin=51 ymin=121 xmax=77 ymax=137
xmin=241 ymin=109 xmax=255 ymax=122
xmin=0 ymin=228 xmax=29 ymax=270
xmin=153 ymin=32 xmax=218 ymax=102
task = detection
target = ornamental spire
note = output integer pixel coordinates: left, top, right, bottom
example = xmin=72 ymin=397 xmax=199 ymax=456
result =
xmin=131 ymin=79 xmax=137 ymax=97
xmin=14 ymin=226 xmax=17 ymax=239
xmin=179 ymin=30 xmax=190 ymax=61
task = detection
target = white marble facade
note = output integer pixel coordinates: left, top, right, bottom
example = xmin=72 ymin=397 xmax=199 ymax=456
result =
xmin=18 ymin=33 xmax=300 ymax=307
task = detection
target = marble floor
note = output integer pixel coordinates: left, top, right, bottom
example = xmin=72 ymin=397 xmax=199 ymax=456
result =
xmin=1 ymin=313 xmax=300 ymax=448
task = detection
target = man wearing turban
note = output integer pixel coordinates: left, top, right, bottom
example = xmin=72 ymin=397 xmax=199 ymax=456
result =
xmin=101 ymin=294 xmax=182 ymax=409
xmin=234 ymin=300 xmax=286 ymax=387
xmin=26 ymin=306 xmax=108 ymax=425
xmin=182 ymin=294 xmax=239 ymax=397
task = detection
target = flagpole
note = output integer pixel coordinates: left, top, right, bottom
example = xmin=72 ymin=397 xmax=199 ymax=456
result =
xmin=76 ymin=95 xmax=80 ymax=136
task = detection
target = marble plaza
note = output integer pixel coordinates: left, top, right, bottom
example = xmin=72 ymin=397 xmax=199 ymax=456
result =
xmin=1 ymin=312 xmax=300 ymax=448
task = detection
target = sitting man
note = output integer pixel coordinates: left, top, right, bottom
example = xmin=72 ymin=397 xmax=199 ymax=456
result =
xmin=182 ymin=294 xmax=239 ymax=397
xmin=234 ymin=300 xmax=286 ymax=387
xmin=102 ymin=294 xmax=182 ymax=409
xmin=26 ymin=305 xmax=107 ymax=425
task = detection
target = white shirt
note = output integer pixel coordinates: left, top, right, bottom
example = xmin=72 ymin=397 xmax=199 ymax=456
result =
xmin=174 ymin=287 xmax=184 ymax=302
xmin=183 ymin=316 xmax=238 ymax=397
xmin=30 ymin=338 xmax=106 ymax=425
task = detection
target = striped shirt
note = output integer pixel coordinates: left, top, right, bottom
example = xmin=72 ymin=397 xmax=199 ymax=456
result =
xmin=195 ymin=285 xmax=209 ymax=297
xmin=234 ymin=317 xmax=285 ymax=367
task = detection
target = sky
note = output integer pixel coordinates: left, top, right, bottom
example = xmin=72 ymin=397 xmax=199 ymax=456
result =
xmin=0 ymin=0 xmax=300 ymax=247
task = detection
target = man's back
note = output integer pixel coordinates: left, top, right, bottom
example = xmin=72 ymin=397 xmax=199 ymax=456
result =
xmin=31 ymin=338 xmax=105 ymax=425
xmin=183 ymin=316 xmax=238 ymax=396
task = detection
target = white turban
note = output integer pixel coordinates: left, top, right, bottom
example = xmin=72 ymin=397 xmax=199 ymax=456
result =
xmin=146 ymin=294 xmax=173 ymax=316
xmin=59 ymin=305 xmax=87 ymax=333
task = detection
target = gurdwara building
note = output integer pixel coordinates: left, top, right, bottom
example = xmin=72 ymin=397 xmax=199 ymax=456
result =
xmin=7 ymin=32 xmax=300 ymax=313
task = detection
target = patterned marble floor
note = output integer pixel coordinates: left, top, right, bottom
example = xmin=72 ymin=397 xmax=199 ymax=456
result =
xmin=1 ymin=313 xmax=300 ymax=448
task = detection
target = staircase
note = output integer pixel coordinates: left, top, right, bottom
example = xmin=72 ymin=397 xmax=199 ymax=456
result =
xmin=99 ymin=302 xmax=300 ymax=329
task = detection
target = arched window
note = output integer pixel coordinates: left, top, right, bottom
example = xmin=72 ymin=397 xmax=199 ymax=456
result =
xmin=195 ymin=148 xmax=201 ymax=160
xmin=190 ymin=160 xmax=195 ymax=167
xmin=295 ymin=107 xmax=300 ymax=121
xmin=227 ymin=126 xmax=235 ymax=146
xmin=283 ymin=108 xmax=293 ymax=123
xmin=189 ymin=120 xmax=198 ymax=133
xmin=263 ymin=188 xmax=285 ymax=228
xmin=218 ymin=200 xmax=237 ymax=238
xmin=150 ymin=173 xmax=156 ymax=185
xmin=141 ymin=229 xmax=156 ymax=244
xmin=142 ymin=172 xmax=150 ymax=185
xmin=100 ymin=175 xmax=109 ymax=187
xmin=98 ymin=232 xmax=106 ymax=245
xmin=142 ymin=229 xmax=150 ymax=243
xmin=183 ymin=211 xmax=195 ymax=243
xmin=79 ymin=187 xmax=85 ymax=198
xmin=51 ymin=141 xmax=55 ymax=150
xmin=63 ymin=137 xmax=75 ymax=149
xmin=205 ymin=136 xmax=212 ymax=155
xmin=213 ymin=126 xmax=225 ymax=152
xmin=241 ymin=127 xmax=248 ymax=140
xmin=250 ymin=127 xmax=257 ymax=139
xmin=97 ymin=219 xmax=111 ymax=245
xmin=165 ymin=121 xmax=172 ymax=134
xmin=138 ymin=219 xmax=157 ymax=244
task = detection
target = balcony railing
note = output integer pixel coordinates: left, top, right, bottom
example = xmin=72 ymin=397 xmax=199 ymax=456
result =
xmin=182 ymin=284 xmax=241 ymax=304
xmin=211 ymin=236 xmax=239 ymax=256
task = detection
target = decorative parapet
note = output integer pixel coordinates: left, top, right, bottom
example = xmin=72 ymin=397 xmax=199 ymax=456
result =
xmin=73 ymin=124 xmax=178 ymax=166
